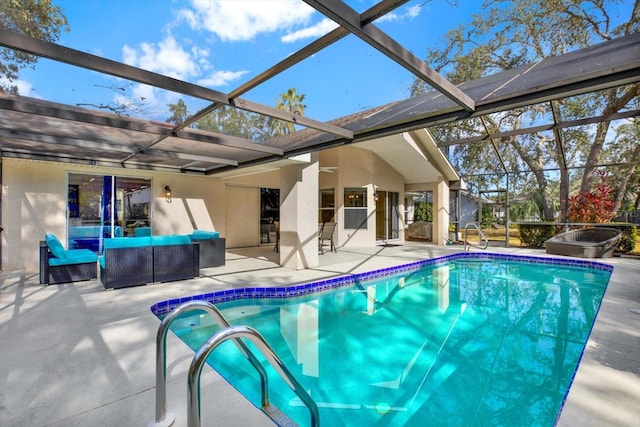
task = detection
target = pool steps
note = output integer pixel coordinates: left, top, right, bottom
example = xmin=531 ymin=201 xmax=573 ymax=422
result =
xmin=149 ymin=300 xmax=318 ymax=427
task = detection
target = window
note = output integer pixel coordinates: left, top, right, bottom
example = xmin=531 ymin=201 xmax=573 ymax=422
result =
xmin=319 ymin=189 xmax=335 ymax=223
xmin=344 ymin=188 xmax=367 ymax=229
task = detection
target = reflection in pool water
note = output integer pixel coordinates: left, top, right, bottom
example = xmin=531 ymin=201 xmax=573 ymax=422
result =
xmin=153 ymin=254 xmax=612 ymax=427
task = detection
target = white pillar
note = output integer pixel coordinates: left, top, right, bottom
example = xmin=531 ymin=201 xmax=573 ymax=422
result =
xmin=433 ymin=176 xmax=450 ymax=245
xmin=279 ymin=155 xmax=319 ymax=269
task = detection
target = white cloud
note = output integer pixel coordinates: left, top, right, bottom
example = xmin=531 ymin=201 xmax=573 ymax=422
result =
xmin=198 ymin=70 xmax=249 ymax=88
xmin=2 ymin=78 xmax=37 ymax=96
xmin=122 ymin=35 xmax=199 ymax=80
xmin=376 ymin=4 xmax=423 ymax=23
xmin=281 ymin=18 xmax=338 ymax=43
xmin=181 ymin=0 xmax=315 ymax=41
xmin=406 ymin=5 xmax=422 ymax=19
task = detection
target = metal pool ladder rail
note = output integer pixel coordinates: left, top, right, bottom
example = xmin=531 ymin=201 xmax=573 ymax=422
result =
xmin=148 ymin=300 xmax=319 ymax=427
xmin=464 ymin=222 xmax=489 ymax=251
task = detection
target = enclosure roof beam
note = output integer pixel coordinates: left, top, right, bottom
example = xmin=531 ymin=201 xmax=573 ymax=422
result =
xmin=549 ymin=101 xmax=568 ymax=172
xmin=437 ymin=109 xmax=640 ymax=147
xmin=0 ymin=29 xmax=353 ymax=140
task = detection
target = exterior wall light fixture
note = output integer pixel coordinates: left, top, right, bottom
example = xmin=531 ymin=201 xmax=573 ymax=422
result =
xmin=164 ymin=185 xmax=172 ymax=203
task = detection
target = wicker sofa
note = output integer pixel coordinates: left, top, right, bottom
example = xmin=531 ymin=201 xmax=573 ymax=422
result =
xmin=189 ymin=230 xmax=225 ymax=268
xmin=99 ymin=235 xmax=200 ymax=289
xmin=39 ymin=233 xmax=98 ymax=285
xmin=545 ymin=227 xmax=622 ymax=258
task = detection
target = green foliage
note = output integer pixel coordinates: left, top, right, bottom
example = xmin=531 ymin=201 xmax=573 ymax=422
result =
xmin=480 ymin=206 xmax=492 ymax=228
xmin=165 ymin=88 xmax=306 ymax=139
xmin=166 ymin=99 xmax=189 ymax=125
xmin=0 ymin=0 xmax=69 ymax=93
xmin=599 ymin=223 xmax=637 ymax=254
xmin=274 ymin=88 xmax=306 ymax=135
xmin=518 ymin=223 xmax=556 ymax=248
xmin=413 ymin=202 xmax=432 ymax=222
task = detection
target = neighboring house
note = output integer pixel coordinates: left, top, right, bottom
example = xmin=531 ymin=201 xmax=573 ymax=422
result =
xmin=1 ymin=124 xmax=459 ymax=272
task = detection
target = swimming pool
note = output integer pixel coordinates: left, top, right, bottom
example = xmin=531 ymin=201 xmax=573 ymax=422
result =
xmin=151 ymin=253 xmax=613 ymax=426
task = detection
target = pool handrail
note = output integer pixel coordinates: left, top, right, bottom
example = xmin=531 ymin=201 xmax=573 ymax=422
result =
xmin=149 ymin=300 xmax=269 ymax=427
xmin=188 ymin=324 xmax=320 ymax=427
xmin=464 ymin=222 xmax=489 ymax=251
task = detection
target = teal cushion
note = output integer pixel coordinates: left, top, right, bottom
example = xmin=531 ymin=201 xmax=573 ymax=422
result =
xmin=190 ymin=230 xmax=219 ymax=240
xmin=49 ymin=249 xmax=97 ymax=266
xmin=151 ymin=235 xmax=191 ymax=246
xmin=104 ymin=237 xmax=152 ymax=249
xmin=45 ymin=233 xmax=66 ymax=259
xmin=134 ymin=227 xmax=151 ymax=237
xmin=98 ymin=256 xmax=105 ymax=269
xmin=69 ymin=226 xmax=99 ymax=238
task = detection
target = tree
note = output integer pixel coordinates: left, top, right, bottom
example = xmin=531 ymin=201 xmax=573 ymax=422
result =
xmin=166 ymin=87 xmax=307 ymax=139
xmin=603 ymin=120 xmax=640 ymax=216
xmin=412 ymin=0 xmax=640 ymax=221
xmin=166 ymin=99 xmax=190 ymax=125
xmin=0 ymin=0 xmax=69 ymax=93
xmin=275 ymin=88 xmax=306 ymax=135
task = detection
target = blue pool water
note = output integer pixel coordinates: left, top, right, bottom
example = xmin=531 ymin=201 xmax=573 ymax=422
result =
xmin=151 ymin=253 xmax=613 ymax=427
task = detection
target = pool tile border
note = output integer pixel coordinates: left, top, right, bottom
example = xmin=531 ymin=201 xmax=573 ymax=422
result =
xmin=150 ymin=252 xmax=614 ymax=317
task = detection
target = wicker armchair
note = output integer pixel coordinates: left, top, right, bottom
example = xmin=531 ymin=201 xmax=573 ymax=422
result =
xmin=39 ymin=235 xmax=98 ymax=285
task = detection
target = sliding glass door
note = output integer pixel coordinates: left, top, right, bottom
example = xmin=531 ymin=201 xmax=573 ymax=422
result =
xmin=260 ymin=188 xmax=279 ymax=244
xmin=375 ymin=190 xmax=400 ymax=242
xmin=67 ymin=173 xmax=151 ymax=252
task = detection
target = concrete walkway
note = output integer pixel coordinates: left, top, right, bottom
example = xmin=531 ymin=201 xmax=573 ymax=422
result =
xmin=0 ymin=243 xmax=638 ymax=426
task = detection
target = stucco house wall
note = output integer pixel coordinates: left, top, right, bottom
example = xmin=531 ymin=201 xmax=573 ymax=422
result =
xmin=1 ymin=137 xmax=451 ymax=272
xmin=320 ymin=146 xmax=405 ymax=247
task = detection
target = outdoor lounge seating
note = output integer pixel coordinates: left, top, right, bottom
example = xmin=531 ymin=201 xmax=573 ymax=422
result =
xmin=189 ymin=230 xmax=225 ymax=268
xmin=545 ymin=227 xmax=622 ymax=258
xmin=152 ymin=235 xmax=200 ymax=283
xmin=99 ymin=236 xmax=153 ymax=289
xmin=318 ymin=222 xmax=337 ymax=254
xmin=99 ymin=235 xmax=199 ymax=289
xmin=39 ymin=233 xmax=98 ymax=285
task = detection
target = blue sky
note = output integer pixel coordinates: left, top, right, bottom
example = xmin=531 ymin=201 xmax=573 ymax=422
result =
xmin=17 ymin=0 xmax=484 ymax=123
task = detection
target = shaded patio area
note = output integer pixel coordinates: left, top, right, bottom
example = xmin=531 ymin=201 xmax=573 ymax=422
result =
xmin=0 ymin=243 xmax=638 ymax=426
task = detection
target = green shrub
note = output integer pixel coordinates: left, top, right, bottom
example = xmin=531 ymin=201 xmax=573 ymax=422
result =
xmin=596 ymin=223 xmax=637 ymax=254
xmin=414 ymin=202 xmax=432 ymax=222
xmin=518 ymin=223 xmax=556 ymax=248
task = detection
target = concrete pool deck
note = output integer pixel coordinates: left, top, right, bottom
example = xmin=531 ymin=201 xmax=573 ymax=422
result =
xmin=0 ymin=243 xmax=638 ymax=426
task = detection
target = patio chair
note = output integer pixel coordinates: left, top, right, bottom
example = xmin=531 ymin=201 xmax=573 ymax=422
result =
xmin=318 ymin=222 xmax=337 ymax=254
xmin=39 ymin=234 xmax=98 ymax=285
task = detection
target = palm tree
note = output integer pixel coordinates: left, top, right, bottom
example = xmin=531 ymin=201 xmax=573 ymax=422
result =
xmin=275 ymin=88 xmax=306 ymax=135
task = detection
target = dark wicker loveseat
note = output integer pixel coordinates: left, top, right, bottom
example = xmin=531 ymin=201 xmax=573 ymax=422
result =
xmin=99 ymin=236 xmax=154 ymax=289
xmin=99 ymin=235 xmax=199 ymax=289
xmin=545 ymin=227 xmax=622 ymax=258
